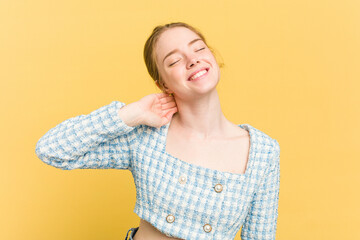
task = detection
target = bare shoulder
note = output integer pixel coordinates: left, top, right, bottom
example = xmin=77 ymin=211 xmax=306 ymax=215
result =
xmin=223 ymin=121 xmax=250 ymax=151
xmin=220 ymin=121 xmax=251 ymax=174
xmin=226 ymin=121 xmax=250 ymax=139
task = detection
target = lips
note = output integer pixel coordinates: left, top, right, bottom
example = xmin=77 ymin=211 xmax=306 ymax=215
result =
xmin=188 ymin=67 xmax=209 ymax=81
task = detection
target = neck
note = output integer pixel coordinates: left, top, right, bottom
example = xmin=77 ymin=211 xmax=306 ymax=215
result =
xmin=170 ymin=89 xmax=229 ymax=140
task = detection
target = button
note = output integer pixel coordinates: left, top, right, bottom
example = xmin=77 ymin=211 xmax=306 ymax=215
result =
xmin=178 ymin=175 xmax=187 ymax=184
xmin=214 ymin=183 xmax=223 ymax=193
xmin=166 ymin=214 xmax=175 ymax=223
xmin=203 ymin=223 xmax=212 ymax=232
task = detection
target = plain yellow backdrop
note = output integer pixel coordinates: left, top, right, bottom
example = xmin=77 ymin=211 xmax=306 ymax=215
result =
xmin=1 ymin=0 xmax=359 ymax=239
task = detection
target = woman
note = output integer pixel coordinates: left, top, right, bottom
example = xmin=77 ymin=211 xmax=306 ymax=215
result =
xmin=35 ymin=22 xmax=280 ymax=240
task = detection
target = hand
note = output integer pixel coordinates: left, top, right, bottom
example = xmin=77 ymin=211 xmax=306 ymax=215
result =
xmin=136 ymin=92 xmax=178 ymax=128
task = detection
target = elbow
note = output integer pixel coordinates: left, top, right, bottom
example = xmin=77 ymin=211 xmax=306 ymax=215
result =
xmin=35 ymin=138 xmax=70 ymax=170
xmin=35 ymin=141 xmax=54 ymax=168
xmin=35 ymin=137 xmax=47 ymax=161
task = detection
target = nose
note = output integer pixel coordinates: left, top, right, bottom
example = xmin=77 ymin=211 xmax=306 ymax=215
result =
xmin=186 ymin=55 xmax=200 ymax=69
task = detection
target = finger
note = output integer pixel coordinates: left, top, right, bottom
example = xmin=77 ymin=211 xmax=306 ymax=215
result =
xmin=161 ymin=101 xmax=177 ymax=109
xmin=161 ymin=106 xmax=177 ymax=116
xmin=163 ymin=108 xmax=177 ymax=122
xmin=160 ymin=96 xmax=176 ymax=104
xmin=166 ymin=106 xmax=178 ymax=113
xmin=156 ymin=92 xmax=168 ymax=99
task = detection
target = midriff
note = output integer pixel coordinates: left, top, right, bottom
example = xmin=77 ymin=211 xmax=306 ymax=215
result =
xmin=132 ymin=219 xmax=183 ymax=240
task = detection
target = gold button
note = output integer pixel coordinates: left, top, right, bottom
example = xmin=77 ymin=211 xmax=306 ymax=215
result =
xmin=166 ymin=214 xmax=175 ymax=223
xmin=178 ymin=175 xmax=187 ymax=184
xmin=203 ymin=223 xmax=212 ymax=232
xmin=214 ymin=183 xmax=223 ymax=193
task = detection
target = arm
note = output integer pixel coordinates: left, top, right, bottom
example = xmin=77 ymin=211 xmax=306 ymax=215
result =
xmin=241 ymin=139 xmax=281 ymax=240
xmin=35 ymin=101 xmax=140 ymax=170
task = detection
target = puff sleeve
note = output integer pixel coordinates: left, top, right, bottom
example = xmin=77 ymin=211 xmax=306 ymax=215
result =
xmin=241 ymin=139 xmax=281 ymax=239
xmin=35 ymin=101 xmax=138 ymax=170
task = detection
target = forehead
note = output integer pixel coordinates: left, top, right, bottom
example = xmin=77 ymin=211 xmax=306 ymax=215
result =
xmin=155 ymin=27 xmax=201 ymax=58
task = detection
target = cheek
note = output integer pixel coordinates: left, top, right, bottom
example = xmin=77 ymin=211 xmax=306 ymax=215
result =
xmin=209 ymin=53 xmax=218 ymax=65
xmin=168 ymin=68 xmax=186 ymax=81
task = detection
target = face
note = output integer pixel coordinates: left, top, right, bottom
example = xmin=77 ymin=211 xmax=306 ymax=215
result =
xmin=154 ymin=27 xmax=220 ymax=98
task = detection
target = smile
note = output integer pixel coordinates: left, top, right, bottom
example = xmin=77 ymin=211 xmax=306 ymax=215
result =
xmin=188 ymin=68 xmax=209 ymax=81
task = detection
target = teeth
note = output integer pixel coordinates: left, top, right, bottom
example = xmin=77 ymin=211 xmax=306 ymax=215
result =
xmin=190 ymin=69 xmax=207 ymax=81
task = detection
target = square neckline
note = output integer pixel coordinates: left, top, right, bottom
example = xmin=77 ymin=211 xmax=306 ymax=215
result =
xmin=160 ymin=119 xmax=254 ymax=179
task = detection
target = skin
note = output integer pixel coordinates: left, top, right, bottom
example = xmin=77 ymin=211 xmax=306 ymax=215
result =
xmin=153 ymin=26 xmax=228 ymax=140
xmin=133 ymin=26 xmax=250 ymax=240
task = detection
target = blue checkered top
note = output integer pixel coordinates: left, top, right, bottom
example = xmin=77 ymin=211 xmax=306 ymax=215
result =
xmin=35 ymin=101 xmax=280 ymax=240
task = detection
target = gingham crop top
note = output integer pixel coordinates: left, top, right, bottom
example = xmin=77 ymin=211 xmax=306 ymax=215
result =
xmin=35 ymin=100 xmax=281 ymax=240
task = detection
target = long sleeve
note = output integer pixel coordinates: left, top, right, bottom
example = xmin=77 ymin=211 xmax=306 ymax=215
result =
xmin=241 ymin=139 xmax=281 ymax=240
xmin=35 ymin=101 xmax=138 ymax=170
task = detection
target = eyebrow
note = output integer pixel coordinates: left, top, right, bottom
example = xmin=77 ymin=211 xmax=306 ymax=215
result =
xmin=162 ymin=38 xmax=203 ymax=63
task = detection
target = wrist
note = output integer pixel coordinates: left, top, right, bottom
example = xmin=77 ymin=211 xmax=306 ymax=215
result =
xmin=118 ymin=102 xmax=144 ymax=127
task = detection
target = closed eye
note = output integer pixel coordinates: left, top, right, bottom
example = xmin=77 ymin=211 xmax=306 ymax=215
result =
xmin=168 ymin=47 xmax=206 ymax=66
xmin=169 ymin=60 xmax=179 ymax=67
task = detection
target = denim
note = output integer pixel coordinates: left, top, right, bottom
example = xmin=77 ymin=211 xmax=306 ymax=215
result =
xmin=125 ymin=227 xmax=139 ymax=240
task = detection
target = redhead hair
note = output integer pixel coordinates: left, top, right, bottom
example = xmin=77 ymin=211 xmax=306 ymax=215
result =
xmin=143 ymin=22 xmax=224 ymax=92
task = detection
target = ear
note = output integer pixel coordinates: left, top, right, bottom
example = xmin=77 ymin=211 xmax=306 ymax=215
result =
xmin=155 ymin=80 xmax=165 ymax=92
xmin=155 ymin=80 xmax=174 ymax=94
xmin=163 ymin=83 xmax=174 ymax=94
xmin=155 ymin=80 xmax=161 ymax=89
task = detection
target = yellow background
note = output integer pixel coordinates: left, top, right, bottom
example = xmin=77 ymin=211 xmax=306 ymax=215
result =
xmin=1 ymin=0 xmax=359 ymax=239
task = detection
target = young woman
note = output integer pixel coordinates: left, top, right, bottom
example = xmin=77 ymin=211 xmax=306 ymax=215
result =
xmin=36 ymin=22 xmax=280 ymax=240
